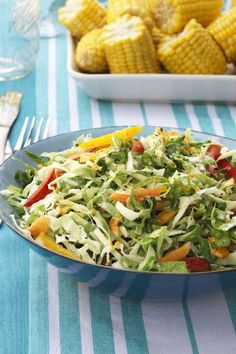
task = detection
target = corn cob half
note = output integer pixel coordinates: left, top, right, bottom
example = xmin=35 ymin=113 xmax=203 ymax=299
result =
xmin=58 ymin=0 xmax=107 ymax=39
xmin=107 ymin=0 xmax=153 ymax=30
xmin=208 ymin=7 xmax=236 ymax=63
xmin=150 ymin=0 xmax=223 ymax=34
xmin=158 ymin=19 xmax=227 ymax=74
xmin=75 ymin=28 xmax=108 ymax=73
xmin=102 ymin=15 xmax=160 ymax=74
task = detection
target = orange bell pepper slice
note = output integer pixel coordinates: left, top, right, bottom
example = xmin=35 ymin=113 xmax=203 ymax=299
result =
xmin=156 ymin=210 xmax=177 ymax=225
xmin=160 ymin=242 xmax=191 ymax=262
xmin=211 ymin=247 xmax=229 ymax=259
xmin=28 ymin=216 xmax=48 ymax=238
xmin=111 ymin=186 xmax=167 ymax=202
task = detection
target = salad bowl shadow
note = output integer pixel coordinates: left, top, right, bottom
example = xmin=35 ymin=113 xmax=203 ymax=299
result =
xmin=1 ymin=126 xmax=236 ymax=301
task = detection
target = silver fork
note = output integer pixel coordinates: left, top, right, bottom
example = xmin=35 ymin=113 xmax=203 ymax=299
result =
xmin=5 ymin=116 xmax=50 ymax=159
xmin=0 ymin=117 xmax=50 ymax=226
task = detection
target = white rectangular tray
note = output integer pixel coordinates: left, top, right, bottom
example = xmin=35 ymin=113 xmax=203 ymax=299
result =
xmin=68 ymin=34 xmax=236 ymax=103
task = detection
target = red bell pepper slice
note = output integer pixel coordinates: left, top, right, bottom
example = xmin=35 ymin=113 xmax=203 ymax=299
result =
xmin=206 ymin=144 xmax=236 ymax=181
xmin=206 ymin=144 xmax=221 ymax=160
xmin=184 ymin=257 xmax=211 ymax=272
xmin=24 ymin=168 xmax=57 ymax=208
xmin=131 ymin=140 xmax=144 ymax=154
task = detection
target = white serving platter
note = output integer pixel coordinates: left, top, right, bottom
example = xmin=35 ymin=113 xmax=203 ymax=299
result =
xmin=68 ymin=34 xmax=236 ymax=103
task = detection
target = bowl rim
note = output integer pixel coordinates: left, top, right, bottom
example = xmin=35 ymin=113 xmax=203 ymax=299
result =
xmin=1 ymin=125 xmax=236 ymax=276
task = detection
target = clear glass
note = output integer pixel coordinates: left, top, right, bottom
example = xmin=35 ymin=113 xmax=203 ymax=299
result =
xmin=40 ymin=0 xmax=65 ymax=38
xmin=0 ymin=0 xmax=40 ymax=81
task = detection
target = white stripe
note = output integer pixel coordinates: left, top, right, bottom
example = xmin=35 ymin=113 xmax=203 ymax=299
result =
xmin=109 ymin=296 xmax=128 ymax=354
xmin=142 ymin=301 xmax=193 ymax=354
xmin=112 ymin=103 xmax=144 ymax=126
xmin=144 ymin=103 xmax=177 ymax=128
xmin=47 ymin=264 xmax=61 ymax=354
xmin=48 ymin=24 xmax=57 ymax=136
xmin=91 ymin=99 xmax=101 ymax=128
xmin=78 ymin=283 xmax=94 ymax=354
xmin=185 ymin=104 xmax=201 ymax=132
xmin=67 ymin=35 xmax=79 ymax=132
xmin=207 ymin=105 xmax=224 ymax=136
xmin=188 ymin=278 xmax=236 ymax=354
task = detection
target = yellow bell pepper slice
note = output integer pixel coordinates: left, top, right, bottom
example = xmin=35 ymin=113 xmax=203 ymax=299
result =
xmin=28 ymin=216 xmax=48 ymax=238
xmin=35 ymin=233 xmax=80 ymax=260
xmin=79 ymin=126 xmax=142 ymax=149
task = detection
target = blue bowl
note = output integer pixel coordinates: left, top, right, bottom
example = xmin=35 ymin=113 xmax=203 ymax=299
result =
xmin=1 ymin=126 xmax=236 ymax=301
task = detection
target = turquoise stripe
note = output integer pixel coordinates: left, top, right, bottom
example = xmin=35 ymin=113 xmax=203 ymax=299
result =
xmin=98 ymin=101 xmax=115 ymax=127
xmin=36 ymin=38 xmax=48 ymax=120
xmin=57 ymin=35 xmax=70 ymax=134
xmin=28 ymin=251 xmax=49 ymax=354
xmin=193 ymin=104 xmax=215 ymax=134
xmin=89 ymin=287 xmax=115 ymax=354
xmin=121 ymin=299 xmax=149 ymax=354
xmin=182 ymin=279 xmax=199 ymax=354
xmin=171 ymin=104 xmax=191 ymax=129
xmin=0 ymin=68 xmax=37 ymax=147
xmin=0 ymin=229 xmax=29 ymax=354
xmin=140 ymin=103 xmax=148 ymax=126
xmin=58 ymin=273 xmax=82 ymax=354
xmin=215 ymin=105 xmax=236 ymax=139
xmin=77 ymin=88 xmax=93 ymax=129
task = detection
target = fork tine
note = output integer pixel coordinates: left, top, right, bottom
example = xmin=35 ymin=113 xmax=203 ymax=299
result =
xmin=13 ymin=116 xmax=29 ymax=151
xmin=23 ymin=116 xmax=36 ymax=147
xmin=42 ymin=119 xmax=50 ymax=139
xmin=33 ymin=117 xmax=44 ymax=143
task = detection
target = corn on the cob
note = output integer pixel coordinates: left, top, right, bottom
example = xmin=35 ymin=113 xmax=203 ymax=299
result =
xmin=150 ymin=0 xmax=223 ymax=34
xmin=75 ymin=29 xmax=108 ymax=73
xmin=107 ymin=0 xmax=153 ymax=30
xmin=58 ymin=0 xmax=107 ymax=39
xmin=102 ymin=15 xmax=160 ymax=74
xmin=158 ymin=19 xmax=227 ymax=74
xmin=208 ymin=7 xmax=236 ymax=63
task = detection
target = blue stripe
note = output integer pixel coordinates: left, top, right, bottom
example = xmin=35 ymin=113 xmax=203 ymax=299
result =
xmin=57 ymin=35 xmax=71 ymax=134
xmin=0 ymin=229 xmax=29 ymax=354
xmin=58 ymin=273 xmax=82 ymax=354
xmin=215 ymin=105 xmax=236 ymax=139
xmin=77 ymin=88 xmax=93 ymax=129
xmin=140 ymin=103 xmax=148 ymax=126
xmin=171 ymin=104 xmax=191 ymax=129
xmin=193 ymin=104 xmax=215 ymax=134
xmin=28 ymin=251 xmax=49 ymax=354
xmin=98 ymin=101 xmax=115 ymax=127
xmin=89 ymin=287 xmax=115 ymax=354
xmin=121 ymin=299 xmax=149 ymax=354
xmin=182 ymin=279 xmax=199 ymax=354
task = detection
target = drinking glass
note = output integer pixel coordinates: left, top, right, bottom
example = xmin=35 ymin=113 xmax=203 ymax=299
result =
xmin=0 ymin=0 xmax=40 ymax=81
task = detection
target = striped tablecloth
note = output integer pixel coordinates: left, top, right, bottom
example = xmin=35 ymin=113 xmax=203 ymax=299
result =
xmin=1 ymin=3 xmax=236 ymax=354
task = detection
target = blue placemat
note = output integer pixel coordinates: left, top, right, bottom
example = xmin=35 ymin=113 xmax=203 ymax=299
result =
xmin=1 ymin=1 xmax=236 ymax=353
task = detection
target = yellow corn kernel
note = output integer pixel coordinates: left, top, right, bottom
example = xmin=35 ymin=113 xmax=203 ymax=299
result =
xmin=102 ymin=15 xmax=160 ymax=74
xmin=107 ymin=0 xmax=153 ymax=30
xmin=150 ymin=0 xmax=223 ymax=34
xmin=158 ymin=19 xmax=227 ymax=74
xmin=75 ymin=28 xmax=108 ymax=73
xmin=58 ymin=0 xmax=107 ymax=39
xmin=208 ymin=7 xmax=236 ymax=63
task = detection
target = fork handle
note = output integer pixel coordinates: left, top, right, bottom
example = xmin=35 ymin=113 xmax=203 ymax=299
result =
xmin=0 ymin=127 xmax=10 ymax=165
